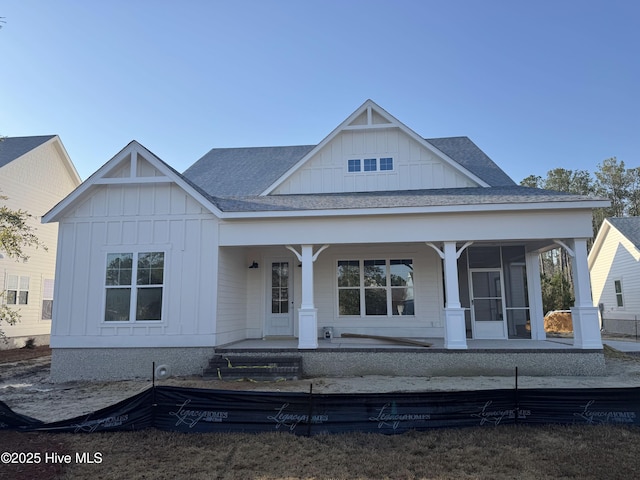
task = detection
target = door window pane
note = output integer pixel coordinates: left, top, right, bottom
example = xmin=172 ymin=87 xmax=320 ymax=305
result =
xmin=271 ymin=262 xmax=289 ymax=314
xmin=473 ymin=299 xmax=503 ymax=322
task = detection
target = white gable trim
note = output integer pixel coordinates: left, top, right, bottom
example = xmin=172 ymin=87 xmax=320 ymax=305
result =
xmin=45 ymin=136 xmax=83 ymax=186
xmin=260 ymin=100 xmax=490 ymax=195
xmin=42 ymin=141 xmax=223 ymax=223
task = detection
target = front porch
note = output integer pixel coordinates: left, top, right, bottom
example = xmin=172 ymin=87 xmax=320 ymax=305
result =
xmin=214 ymin=337 xmax=606 ymax=376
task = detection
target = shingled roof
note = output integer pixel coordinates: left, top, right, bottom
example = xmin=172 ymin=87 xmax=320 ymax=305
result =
xmin=183 ymin=136 xmax=515 ymax=199
xmin=0 ymin=135 xmax=56 ymax=168
xmin=608 ymin=217 xmax=640 ymax=249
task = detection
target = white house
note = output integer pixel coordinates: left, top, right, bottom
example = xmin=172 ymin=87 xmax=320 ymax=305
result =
xmin=42 ymin=100 xmax=609 ymax=380
xmin=1 ymin=135 xmax=82 ymax=348
xmin=589 ymin=217 xmax=640 ymax=335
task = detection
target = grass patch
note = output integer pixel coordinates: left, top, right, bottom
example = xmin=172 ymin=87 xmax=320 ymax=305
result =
xmin=2 ymin=425 xmax=640 ymax=479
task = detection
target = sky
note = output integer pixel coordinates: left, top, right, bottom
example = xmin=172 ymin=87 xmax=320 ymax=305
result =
xmin=1 ymin=0 xmax=639 ymax=183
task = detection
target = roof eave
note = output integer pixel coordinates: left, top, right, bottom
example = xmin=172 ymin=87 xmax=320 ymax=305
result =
xmin=217 ymin=199 xmax=611 ymax=220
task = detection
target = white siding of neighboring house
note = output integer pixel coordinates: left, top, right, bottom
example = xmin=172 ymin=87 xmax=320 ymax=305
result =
xmin=50 ymin=182 xmax=219 ymax=348
xmin=590 ymin=227 xmax=640 ymax=333
xmin=272 ymin=129 xmax=477 ymax=194
xmin=0 ymin=140 xmax=79 ymax=343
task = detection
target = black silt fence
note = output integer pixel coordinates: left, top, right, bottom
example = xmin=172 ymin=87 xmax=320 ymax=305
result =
xmin=2 ymin=386 xmax=640 ymax=434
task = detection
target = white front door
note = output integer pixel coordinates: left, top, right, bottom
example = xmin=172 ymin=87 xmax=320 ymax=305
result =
xmin=470 ymin=269 xmax=508 ymax=339
xmin=265 ymin=260 xmax=294 ymax=336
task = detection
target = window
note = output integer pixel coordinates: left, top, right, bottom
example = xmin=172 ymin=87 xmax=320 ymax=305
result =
xmin=348 ymin=159 xmax=361 ymax=172
xmin=380 ymin=157 xmax=393 ymax=171
xmin=6 ymin=275 xmax=29 ymax=305
xmin=42 ymin=279 xmax=54 ymax=320
xmin=347 ymin=157 xmax=393 ymax=173
xmin=364 ymin=158 xmax=377 ymax=171
xmin=338 ymin=259 xmax=414 ymax=316
xmin=105 ymin=252 xmax=164 ymax=321
xmin=614 ymin=280 xmax=624 ymax=307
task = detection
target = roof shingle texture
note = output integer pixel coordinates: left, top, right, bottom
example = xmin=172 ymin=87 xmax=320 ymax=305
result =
xmin=0 ymin=136 xmax=55 ymax=168
xmin=609 ymin=217 xmax=640 ymax=249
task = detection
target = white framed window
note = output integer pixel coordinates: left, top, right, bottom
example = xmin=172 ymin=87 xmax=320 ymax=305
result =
xmin=337 ymin=259 xmax=414 ymax=316
xmin=104 ymin=251 xmax=165 ymax=322
xmin=346 ymin=157 xmax=394 ymax=173
xmin=348 ymin=159 xmax=361 ymax=172
xmin=364 ymin=158 xmax=377 ymax=171
xmin=6 ymin=275 xmax=30 ymax=305
xmin=41 ymin=278 xmax=54 ymax=320
xmin=614 ymin=280 xmax=624 ymax=307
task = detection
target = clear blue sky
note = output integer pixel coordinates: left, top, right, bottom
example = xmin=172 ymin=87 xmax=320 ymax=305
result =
xmin=2 ymin=0 xmax=638 ymax=183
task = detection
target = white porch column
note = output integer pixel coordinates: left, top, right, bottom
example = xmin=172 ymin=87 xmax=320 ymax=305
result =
xmin=525 ymin=251 xmax=546 ymax=340
xmin=286 ymin=244 xmax=329 ymax=350
xmin=442 ymin=242 xmax=468 ymax=349
xmin=570 ymin=238 xmax=603 ymax=349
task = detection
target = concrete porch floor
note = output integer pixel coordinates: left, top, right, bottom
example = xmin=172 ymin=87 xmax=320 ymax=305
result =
xmin=216 ymin=336 xmax=592 ymax=352
xmin=214 ymin=337 xmax=608 ymax=377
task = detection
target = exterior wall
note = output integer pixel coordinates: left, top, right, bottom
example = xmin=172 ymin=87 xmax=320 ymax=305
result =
xmin=0 ymin=141 xmax=79 ymax=346
xmin=239 ymin=243 xmax=444 ymax=340
xmin=590 ymin=228 xmax=640 ymax=334
xmin=50 ymin=183 xmax=219 ymax=348
xmin=216 ymin=246 xmax=250 ymax=345
xmin=272 ymin=129 xmax=477 ymax=194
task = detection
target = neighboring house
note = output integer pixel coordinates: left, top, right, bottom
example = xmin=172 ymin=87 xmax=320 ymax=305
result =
xmin=589 ymin=217 xmax=640 ymax=335
xmin=0 ymin=135 xmax=82 ymax=348
xmin=42 ymin=100 xmax=609 ymax=380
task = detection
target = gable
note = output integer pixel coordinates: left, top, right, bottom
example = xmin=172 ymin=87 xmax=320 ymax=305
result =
xmin=43 ymin=141 xmax=222 ymax=223
xmin=271 ymin=128 xmax=481 ymax=194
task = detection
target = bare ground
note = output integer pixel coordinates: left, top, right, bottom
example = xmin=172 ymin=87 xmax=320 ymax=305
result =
xmin=2 ymin=346 xmax=640 ymax=423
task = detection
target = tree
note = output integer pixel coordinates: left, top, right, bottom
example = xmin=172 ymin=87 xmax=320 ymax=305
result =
xmin=594 ymin=157 xmax=630 ymax=218
xmin=0 ymin=193 xmax=47 ymax=342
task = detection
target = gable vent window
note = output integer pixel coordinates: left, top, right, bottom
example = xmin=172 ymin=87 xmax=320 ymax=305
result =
xmin=364 ymin=158 xmax=377 ymax=171
xmin=348 ymin=159 xmax=361 ymax=172
xmin=347 ymin=157 xmax=394 ymax=173
xmin=614 ymin=280 xmax=624 ymax=307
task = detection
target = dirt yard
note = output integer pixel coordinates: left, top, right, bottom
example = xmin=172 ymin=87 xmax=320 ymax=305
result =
xmin=2 ymin=345 xmax=640 ymax=423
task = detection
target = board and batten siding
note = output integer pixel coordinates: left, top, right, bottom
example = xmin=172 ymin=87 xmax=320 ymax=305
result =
xmin=591 ymin=227 xmax=640 ymax=319
xmin=0 ymin=140 xmax=79 ymax=339
xmin=272 ymin=130 xmax=477 ymax=194
xmin=50 ymin=183 xmax=219 ymax=348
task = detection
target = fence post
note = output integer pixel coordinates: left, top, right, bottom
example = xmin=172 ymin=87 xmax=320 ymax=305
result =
xmin=307 ymin=383 xmax=313 ymax=437
xmin=514 ymin=367 xmax=519 ymax=425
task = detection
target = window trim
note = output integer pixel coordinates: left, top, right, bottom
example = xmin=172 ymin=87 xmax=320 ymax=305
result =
xmin=614 ymin=279 xmax=624 ymax=307
xmin=337 ymin=258 xmax=414 ymax=317
xmin=5 ymin=275 xmax=30 ymax=305
xmin=103 ymin=250 xmax=166 ymax=323
xmin=346 ymin=157 xmax=394 ymax=173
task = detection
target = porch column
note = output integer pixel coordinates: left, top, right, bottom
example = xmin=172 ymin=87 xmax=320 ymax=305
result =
xmin=570 ymin=238 xmax=603 ymax=349
xmin=286 ymin=244 xmax=330 ymax=350
xmin=525 ymin=251 xmax=546 ymax=340
xmin=443 ymin=242 xmax=468 ymax=349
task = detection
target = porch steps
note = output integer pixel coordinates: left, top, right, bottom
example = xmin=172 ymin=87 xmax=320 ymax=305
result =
xmin=203 ymin=355 xmax=302 ymax=381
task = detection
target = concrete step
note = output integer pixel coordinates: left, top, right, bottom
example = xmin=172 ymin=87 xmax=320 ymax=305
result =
xmin=203 ymin=355 xmax=302 ymax=381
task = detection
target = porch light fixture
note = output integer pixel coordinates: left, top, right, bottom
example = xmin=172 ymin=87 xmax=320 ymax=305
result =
xmin=248 ymin=261 xmax=259 ymax=269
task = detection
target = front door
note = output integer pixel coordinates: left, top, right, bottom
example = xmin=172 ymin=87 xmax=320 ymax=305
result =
xmin=470 ymin=269 xmax=507 ymax=339
xmin=265 ymin=260 xmax=294 ymax=336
